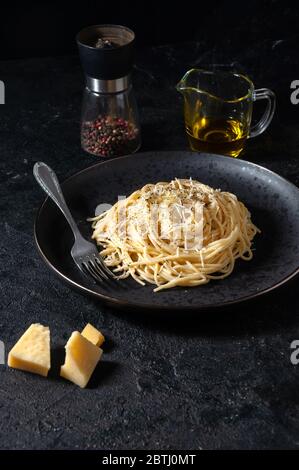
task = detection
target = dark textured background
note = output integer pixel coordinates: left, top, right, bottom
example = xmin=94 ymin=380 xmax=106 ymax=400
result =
xmin=1 ymin=4 xmax=299 ymax=450
xmin=0 ymin=0 xmax=298 ymax=59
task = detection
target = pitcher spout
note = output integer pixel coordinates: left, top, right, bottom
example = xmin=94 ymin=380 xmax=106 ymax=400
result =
xmin=176 ymin=69 xmax=199 ymax=95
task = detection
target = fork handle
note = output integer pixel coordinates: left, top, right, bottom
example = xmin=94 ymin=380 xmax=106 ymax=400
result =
xmin=33 ymin=162 xmax=83 ymax=242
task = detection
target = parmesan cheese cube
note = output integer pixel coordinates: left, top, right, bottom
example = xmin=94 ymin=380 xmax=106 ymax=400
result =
xmin=60 ymin=332 xmax=102 ymax=388
xmin=81 ymin=323 xmax=105 ymax=347
xmin=8 ymin=323 xmax=50 ymax=377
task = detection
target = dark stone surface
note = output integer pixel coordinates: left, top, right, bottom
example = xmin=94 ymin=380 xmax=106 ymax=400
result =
xmin=0 ymin=37 xmax=299 ymax=449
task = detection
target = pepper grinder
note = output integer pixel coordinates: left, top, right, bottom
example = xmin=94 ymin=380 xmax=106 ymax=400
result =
xmin=77 ymin=25 xmax=141 ymax=158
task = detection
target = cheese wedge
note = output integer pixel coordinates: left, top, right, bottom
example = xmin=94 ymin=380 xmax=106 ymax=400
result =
xmin=60 ymin=332 xmax=102 ymax=388
xmin=8 ymin=323 xmax=50 ymax=377
xmin=81 ymin=323 xmax=105 ymax=347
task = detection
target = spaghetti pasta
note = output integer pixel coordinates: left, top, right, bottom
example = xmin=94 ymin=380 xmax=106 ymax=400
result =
xmin=90 ymin=179 xmax=260 ymax=291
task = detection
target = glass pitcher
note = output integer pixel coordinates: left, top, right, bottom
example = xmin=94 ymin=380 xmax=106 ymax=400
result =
xmin=176 ymin=68 xmax=276 ymax=157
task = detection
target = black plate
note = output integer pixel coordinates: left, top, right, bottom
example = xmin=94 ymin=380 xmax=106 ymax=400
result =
xmin=34 ymin=151 xmax=299 ymax=311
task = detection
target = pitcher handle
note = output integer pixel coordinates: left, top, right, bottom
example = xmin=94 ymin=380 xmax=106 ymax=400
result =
xmin=249 ymin=88 xmax=276 ymax=138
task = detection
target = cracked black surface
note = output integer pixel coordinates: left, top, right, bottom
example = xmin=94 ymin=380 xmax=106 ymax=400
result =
xmin=0 ymin=37 xmax=299 ymax=449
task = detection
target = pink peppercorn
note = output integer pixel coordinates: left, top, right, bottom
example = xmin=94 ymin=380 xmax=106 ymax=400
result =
xmin=81 ymin=116 xmax=139 ymax=157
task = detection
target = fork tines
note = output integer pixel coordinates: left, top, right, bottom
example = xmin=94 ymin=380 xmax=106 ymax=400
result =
xmin=82 ymin=256 xmax=115 ymax=283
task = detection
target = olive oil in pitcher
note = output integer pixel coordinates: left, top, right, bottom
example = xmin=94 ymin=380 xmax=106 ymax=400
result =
xmin=177 ymin=69 xmax=276 ymax=158
xmin=186 ymin=117 xmax=248 ymax=158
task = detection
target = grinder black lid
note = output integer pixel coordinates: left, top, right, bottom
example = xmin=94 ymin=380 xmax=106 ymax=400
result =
xmin=77 ymin=24 xmax=135 ymax=80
